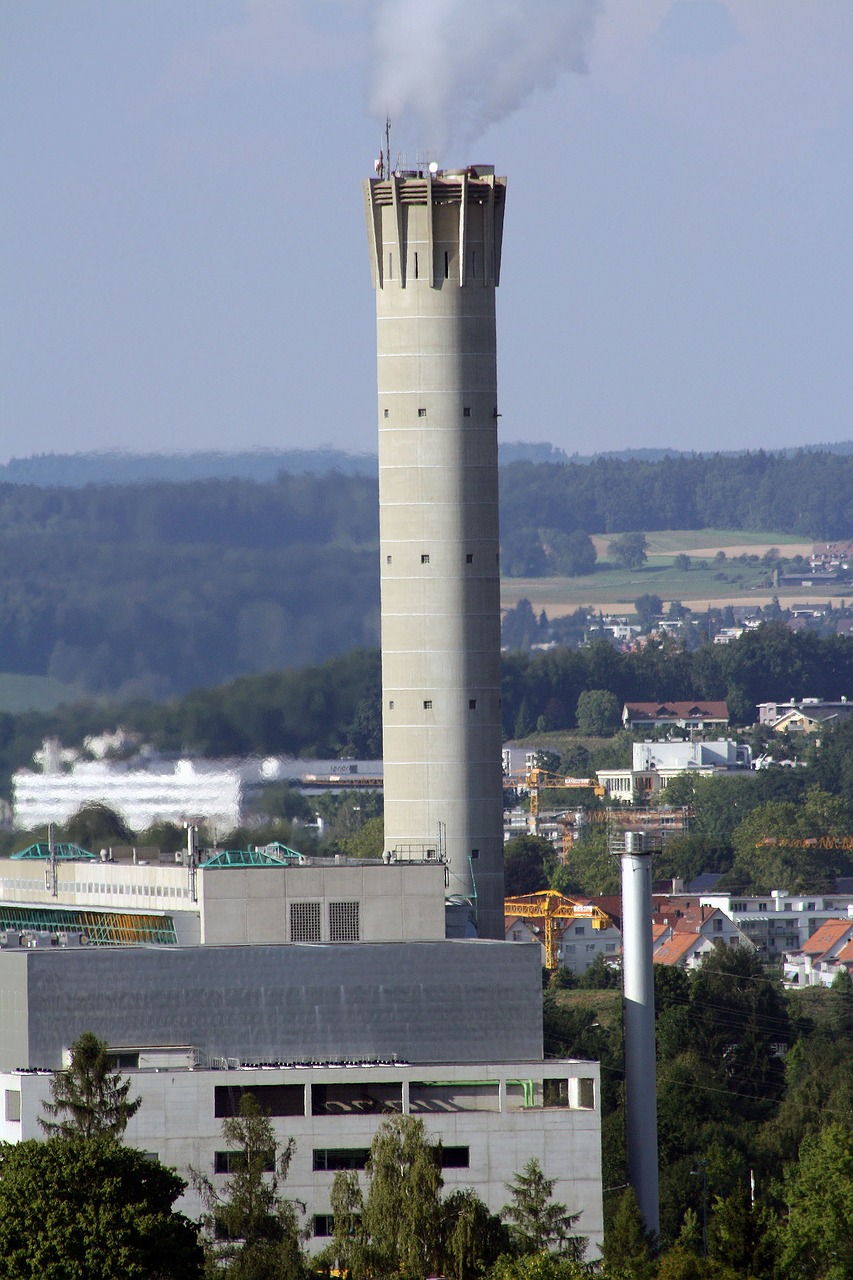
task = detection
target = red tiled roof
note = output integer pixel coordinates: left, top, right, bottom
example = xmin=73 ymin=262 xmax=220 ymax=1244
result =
xmin=654 ymin=933 xmax=706 ymax=965
xmin=623 ymin=701 xmax=729 ymax=720
xmin=835 ymin=941 xmax=853 ymax=964
xmin=801 ymin=919 xmax=853 ymax=958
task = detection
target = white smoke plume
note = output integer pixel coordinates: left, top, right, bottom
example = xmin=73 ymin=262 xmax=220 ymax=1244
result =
xmin=368 ymin=0 xmax=601 ymax=157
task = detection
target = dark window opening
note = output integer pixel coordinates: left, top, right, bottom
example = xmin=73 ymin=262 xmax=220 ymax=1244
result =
xmin=418 ymin=407 xmax=427 ymax=417
xmin=388 ymin=253 xmax=393 ymax=279
xmin=471 ymin=848 xmax=479 ymax=860
xmin=107 ymin=1052 xmax=139 ymax=1071
xmin=414 ymin=251 xmax=419 ymax=279
xmin=383 ymin=408 xmax=389 ymax=418
xmin=312 ymin=1082 xmax=402 ymax=1116
xmin=466 ymin=553 xmax=474 ymax=563
xmin=313 ymin=1215 xmax=335 ymax=1238
xmin=444 ymin=251 xmax=449 ymax=279
xmin=463 ymin=407 xmax=471 ymax=417
xmin=423 ymin=700 xmax=433 ymax=710
xmin=421 ymin=553 xmax=430 ymax=564
xmin=469 ymin=699 xmax=477 ymax=710
xmin=386 ymin=554 xmax=392 ymax=563
xmin=543 ymin=1078 xmax=569 ymax=1108
xmin=214 ymin=1084 xmax=305 ymax=1119
xmin=313 ymin=1148 xmax=370 ymax=1172
xmin=215 ymin=1150 xmax=274 ymax=1174
xmin=441 ymin=1145 xmax=470 ymax=1169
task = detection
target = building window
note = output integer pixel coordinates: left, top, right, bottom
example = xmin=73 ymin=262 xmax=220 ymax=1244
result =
xmin=471 ymin=849 xmax=479 ymax=860
xmin=418 ymin=407 xmax=427 ymax=418
xmin=543 ymin=1079 xmax=569 ymax=1108
xmin=312 ymin=1082 xmax=402 ymax=1116
xmin=758 ymin=903 xmax=767 ymax=912
xmin=290 ymin=901 xmax=322 ymax=943
xmin=386 ymin=554 xmax=392 ymax=563
xmin=313 ymin=1148 xmax=371 ymax=1172
xmin=329 ymin=901 xmax=360 ymax=942
xmin=313 ymin=1215 xmax=335 ymax=1238
xmin=732 ymin=902 xmax=746 ymax=912
xmin=215 ymin=1150 xmax=274 ymax=1174
xmin=463 ymin=407 xmax=471 ymax=418
xmin=414 ymin=251 xmax=419 ymax=279
xmin=605 ymin=943 xmax=616 ymax=953
xmin=571 ymin=1077 xmax=595 ymax=1110
xmin=444 ymin=250 xmax=449 ymax=278
xmin=469 ymin=699 xmax=477 ymax=710
xmin=388 ymin=252 xmax=393 ymax=278
xmin=383 ymin=408 xmax=389 ymax=418
xmin=421 ymin=553 xmax=430 ymax=564
xmin=423 ymin=700 xmax=432 ymax=710
xmin=4 ymin=1089 xmax=21 ymax=1122
xmin=441 ymin=1146 xmax=470 ymax=1168
xmin=713 ymin=919 xmax=723 ymax=933
xmin=388 ymin=700 xmax=394 ymax=709
xmin=466 ymin=553 xmax=473 ymax=563
xmin=574 ymin=926 xmax=585 ymax=935
xmin=215 ymin=1084 xmax=305 ymax=1118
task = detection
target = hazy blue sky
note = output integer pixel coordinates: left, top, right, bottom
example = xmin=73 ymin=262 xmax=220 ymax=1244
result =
xmin=2 ymin=0 xmax=852 ymax=463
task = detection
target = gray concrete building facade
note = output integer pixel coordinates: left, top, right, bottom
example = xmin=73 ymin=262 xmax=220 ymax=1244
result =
xmin=363 ymin=166 xmax=507 ymax=938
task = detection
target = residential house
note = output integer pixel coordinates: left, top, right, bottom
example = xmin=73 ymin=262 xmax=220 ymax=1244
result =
xmin=783 ymin=918 xmax=853 ymax=987
xmin=597 ymin=740 xmax=750 ymax=801
xmin=699 ymin=890 xmax=853 ymax=961
xmin=757 ymin=698 xmax=853 ymax=733
xmin=621 ymin=702 xmax=729 ymax=733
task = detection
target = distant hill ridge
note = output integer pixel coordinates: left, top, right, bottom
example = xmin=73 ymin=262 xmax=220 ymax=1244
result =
xmin=2 ymin=440 xmax=852 ymax=486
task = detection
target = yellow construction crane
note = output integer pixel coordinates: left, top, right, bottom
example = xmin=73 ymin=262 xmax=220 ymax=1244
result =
xmin=524 ymin=769 xmax=606 ymax=835
xmin=504 ymin=889 xmax=612 ymax=969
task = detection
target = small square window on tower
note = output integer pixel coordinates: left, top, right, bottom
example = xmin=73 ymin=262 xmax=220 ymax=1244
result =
xmin=423 ymin=700 xmax=433 ymax=710
xmin=418 ymin=407 xmax=427 ymax=418
xmin=466 ymin=553 xmax=473 ymax=563
xmin=421 ymin=553 xmax=430 ymax=564
xmin=388 ymin=700 xmax=394 ymax=710
xmin=386 ymin=554 xmax=392 ymax=564
xmin=463 ymin=407 xmax=471 ymax=418
xmin=471 ymin=849 xmax=480 ymax=860
xmin=469 ymin=699 xmax=477 ymax=710
xmin=383 ymin=408 xmax=389 ymax=418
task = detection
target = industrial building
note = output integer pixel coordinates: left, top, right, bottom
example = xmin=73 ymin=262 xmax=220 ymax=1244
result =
xmin=364 ymin=165 xmax=506 ymax=939
xmin=0 ymin=939 xmax=604 ymax=1254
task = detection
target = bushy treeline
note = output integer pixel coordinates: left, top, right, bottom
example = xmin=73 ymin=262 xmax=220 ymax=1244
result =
xmin=548 ymin=947 xmax=853 ymax=1278
xmin=503 ymin=622 xmax=853 ymax=731
xmin=0 ymin=448 xmax=851 ymax=696
xmin=0 ymin=473 xmax=380 ymax=695
xmin=500 ymin=449 xmax=853 ymax=539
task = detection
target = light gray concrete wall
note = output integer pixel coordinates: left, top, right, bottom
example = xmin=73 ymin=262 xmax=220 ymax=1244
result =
xmin=364 ymin=172 xmax=507 ymax=940
xmin=198 ymin=862 xmax=445 ymax=945
xmin=12 ymin=940 xmax=543 ymax=1068
xmin=0 ymin=954 xmax=29 ymax=1071
xmin=2 ymin=1059 xmax=603 ymax=1259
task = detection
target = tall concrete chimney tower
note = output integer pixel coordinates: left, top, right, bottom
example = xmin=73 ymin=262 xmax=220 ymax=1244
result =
xmin=363 ymin=164 xmax=506 ymax=939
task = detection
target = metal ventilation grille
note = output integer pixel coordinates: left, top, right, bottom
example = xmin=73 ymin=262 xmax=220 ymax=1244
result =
xmin=290 ymin=901 xmax=321 ymax=942
xmin=329 ymin=901 xmax=360 ymax=942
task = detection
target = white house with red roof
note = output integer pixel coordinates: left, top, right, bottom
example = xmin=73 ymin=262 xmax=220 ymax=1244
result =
xmin=783 ymin=918 xmax=853 ymax=987
xmin=621 ymin=702 xmax=729 ymax=732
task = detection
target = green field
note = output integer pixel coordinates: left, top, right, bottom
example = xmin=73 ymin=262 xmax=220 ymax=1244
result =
xmin=503 ymin=529 xmax=837 ymax=614
xmin=0 ymin=674 xmax=90 ymax=714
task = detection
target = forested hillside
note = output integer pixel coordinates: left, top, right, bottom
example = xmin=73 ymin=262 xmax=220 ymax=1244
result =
xmin=0 ymin=450 xmax=851 ymax=696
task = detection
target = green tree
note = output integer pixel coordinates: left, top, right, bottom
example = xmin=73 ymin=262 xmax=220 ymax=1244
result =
xmin=64 ymin=802 xmax=134 ymax=849
xmin=487 ymin=1253 xmax=587 ymax=1280
xmin=602 ymin=1186 xmax=655 ymax=1278
xmin=608 ymin=533 xmax=649 ymax=571
xmin=505 ymin=836 xmax=560 ymax=896
xmin=634 ymin=594 xmax=663 ymax=626
xmin=673 ymin=555 xmax=691 ymax=572
xmin=327 ymin=1116 xmax=445 ymax=1280
xmin=502 ymin=1158 xmax=587 ymax=1261
xmin=776 ymin=1121 xmax=853 ymax=1280
xmin=39 ymin=1031 xmax=141 ymax=1140
xmin=576 ymin=689 xmax=621 ymax=736
xmin=442 ymin=1187 xmax=511 ymax=1280
xmin=0 ymin=1136 xmax=203 ymax=1279
xmin=194 ymin=1094 xmax=305 ymax=1280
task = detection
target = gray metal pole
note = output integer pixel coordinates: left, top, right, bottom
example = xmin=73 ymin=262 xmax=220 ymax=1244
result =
xmin=621 ymin=832 xmax=660 ymax=1240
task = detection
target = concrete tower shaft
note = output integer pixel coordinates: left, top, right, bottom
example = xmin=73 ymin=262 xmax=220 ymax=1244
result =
xmin=364 ymin=168 xmax=506 ymax=939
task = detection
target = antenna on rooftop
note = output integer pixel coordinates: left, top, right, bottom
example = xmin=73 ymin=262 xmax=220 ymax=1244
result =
xmin=385 ymin=114 xmax=392 ymax=175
